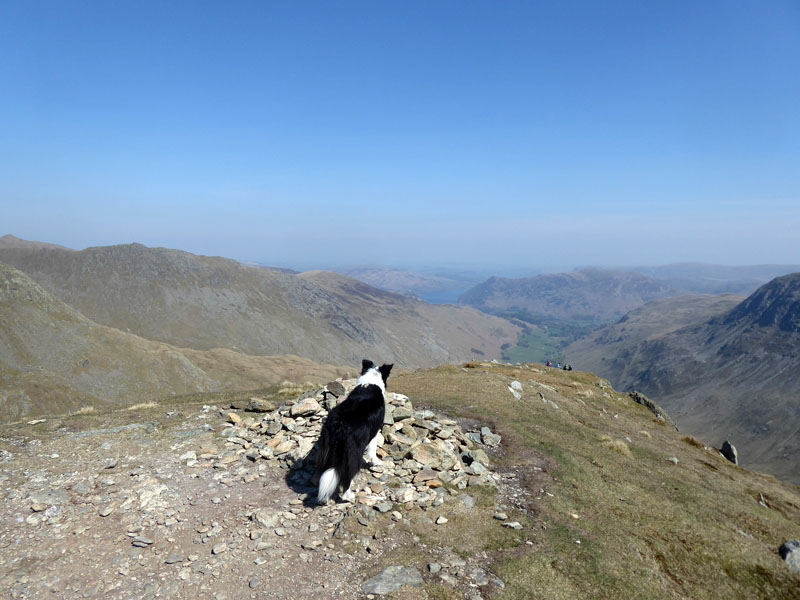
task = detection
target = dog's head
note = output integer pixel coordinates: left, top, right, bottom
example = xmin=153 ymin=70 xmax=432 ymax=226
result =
xmin=361 ymin=359 xmax=393 ymax=386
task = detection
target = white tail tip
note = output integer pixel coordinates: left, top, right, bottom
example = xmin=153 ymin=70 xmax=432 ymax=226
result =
xmin=317 ymin=468 xmax=339 ymax=503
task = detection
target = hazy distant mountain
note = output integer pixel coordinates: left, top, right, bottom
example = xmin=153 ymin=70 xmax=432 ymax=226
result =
xmin=0 ymin=261 xmax=345 ymax=421
xmin=337 ymin=267 xmax=472 ymax=303
xmin=627 ymin=262 xmax=800 ymax=295
xmin=459 ymin=268 xmax=679 ymax=333
xmin=0 ymin=234 xmax=74 ymax=251
xmin=0 ymin=241 xmax=519 ymax=369
xmin=567 ymin=274 xmax=800 ymax=483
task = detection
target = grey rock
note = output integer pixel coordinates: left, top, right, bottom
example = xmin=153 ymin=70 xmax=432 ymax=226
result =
xmin=164 ymin=554 xmax=184 ymax=564
xmin=326 ymin=381 xmax=345 ymax=397
xmin=470 ymin=461 xmax=489 ymax=475
xmin=362 ymin=566 xmax=423 ymax=595
xmin=467 ymin=431 xmax=482 ymax=444
xmin=250 ymin=509 xmax=279 ymax=528
xmin=248 ymin=578 xmax=261 ymax=589
xmin=721 ymin=440 xmax=738 ymax=465
xmin=628 ymin=391 xmax=678 ymax=430
xmin=245 ymin=399 xmax=275 ymax=413
xmin=375 ymin=502 xmax=393 ymax=514
xmin=779 ymin=539 xmax=800 ymax=574
xmin=392 ymin=408 xmax=414 ymax=421
xmin=428 ymin=562 xmax=442 ymax=573
xmin=211 ymin=543 xmax=227 ymax=555
xmin=469 ymin=449 xmax=491 ymax=465
xmin=131 ymin=537 xmax=154 ymax=547
xmin=457 ymin=494 xmax=476 ymax=510
xmin=290 ymin=398 xmax=321 ymax=417
xmin=470 ymin=568 xmax=490 ymax=586
xmin=482 ymin=433 xmax=501 ymax=447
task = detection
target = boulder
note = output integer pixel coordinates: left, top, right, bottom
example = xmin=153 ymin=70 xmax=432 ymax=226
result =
xmin=290 ymin=398 xmax=321 ymax=417
xmin=779 ymin=540 xmax=800 ymax=575
xmin=362 ymin=566 xmax=423 ymax=595
xmin=720 ymin=440 xmax=738 ymax=465
xmin=325 ymin=380 xmax=345 ymax=397
xmin=410 ymin=440 xmax=458 ymax=471
xmin=245 ymin=398 xmax=275 ymax=412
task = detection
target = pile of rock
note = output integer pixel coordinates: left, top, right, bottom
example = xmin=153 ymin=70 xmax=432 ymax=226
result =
xmin=213 ymin=379 xmax=502 ymax=511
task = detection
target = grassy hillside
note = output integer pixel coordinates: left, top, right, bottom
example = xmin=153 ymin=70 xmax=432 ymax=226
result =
xmin=0 ymin=261 xmax=346 ymax=421
xmin=0 ymin=243 xmax=520 ymax=368
xmin=391 ymin=362 xmax=800 ymax=599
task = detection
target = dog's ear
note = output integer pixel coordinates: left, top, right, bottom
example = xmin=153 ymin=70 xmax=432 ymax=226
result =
xmin=378 ymin=363 xmax=393 ymax=383
xmin=361 ymin=359 xmax=375 ymax=374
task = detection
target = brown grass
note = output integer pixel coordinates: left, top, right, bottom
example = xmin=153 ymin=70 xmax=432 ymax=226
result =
xmin=599 ymin=435 xmax=633 ymax=457
xmin=683 ymin=435 xmax=707 ymax=449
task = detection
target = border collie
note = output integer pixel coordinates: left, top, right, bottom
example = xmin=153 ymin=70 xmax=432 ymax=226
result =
xmin=315 ymin=359 xmax=393 ymax=503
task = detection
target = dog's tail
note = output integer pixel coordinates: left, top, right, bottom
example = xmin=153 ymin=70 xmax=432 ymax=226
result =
xmin=317 ymin=467 xmax=339 ymax=503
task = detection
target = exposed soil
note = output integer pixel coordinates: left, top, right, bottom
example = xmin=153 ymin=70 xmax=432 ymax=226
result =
xmin=0 ymin=398 xmax=533 ymax=600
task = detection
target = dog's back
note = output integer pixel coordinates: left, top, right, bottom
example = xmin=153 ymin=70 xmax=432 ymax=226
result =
xmin=316 ymin=360 xmax=392 ymax=503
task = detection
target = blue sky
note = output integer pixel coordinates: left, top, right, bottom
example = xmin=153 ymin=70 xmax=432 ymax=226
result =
xmin=2 ymin=1 xmax=799 ymax=270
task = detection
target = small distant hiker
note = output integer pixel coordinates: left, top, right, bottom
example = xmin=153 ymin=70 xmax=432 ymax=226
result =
xmin=546 ymin=360 xmax=552 ymax=367
xmin=562 ymin=363 xmax=568 ymax=370
xmin=556 ymin=363 xmax=561 ymax=369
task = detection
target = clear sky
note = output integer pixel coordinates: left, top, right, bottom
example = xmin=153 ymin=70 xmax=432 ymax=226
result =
xmin=2 ymin=1 xmax=799 ymax=270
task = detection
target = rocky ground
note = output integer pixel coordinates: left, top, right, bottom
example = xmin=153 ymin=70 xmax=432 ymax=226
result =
xmin=0 ymin=380 xmax=543 ymax=599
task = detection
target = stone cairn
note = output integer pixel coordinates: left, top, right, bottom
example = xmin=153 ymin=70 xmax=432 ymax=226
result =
xmin=220 ymin=379 xmax=502 ymax=512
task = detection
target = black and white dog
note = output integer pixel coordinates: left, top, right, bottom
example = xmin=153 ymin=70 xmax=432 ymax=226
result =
xmin=315 ymin=359 xmax=393 ymax=503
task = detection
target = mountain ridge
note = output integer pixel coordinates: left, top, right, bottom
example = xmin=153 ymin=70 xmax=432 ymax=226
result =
xmin=459 ymin=268 xmax=680 ymax=323
xmin=0 ymin=260 xmax=347 ymax=421
xmin=0 ymin=242 xmax=520 ymax=369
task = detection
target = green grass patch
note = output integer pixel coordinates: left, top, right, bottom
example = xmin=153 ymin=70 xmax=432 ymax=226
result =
xmin=392 ymin=362 xmax=800 ymax=599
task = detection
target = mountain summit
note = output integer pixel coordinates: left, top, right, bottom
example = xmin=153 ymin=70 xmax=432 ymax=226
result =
xmin=721 ymin=272 xmax=800 ymax=333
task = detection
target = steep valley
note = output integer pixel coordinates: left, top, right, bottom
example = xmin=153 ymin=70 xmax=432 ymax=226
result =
xmin=567 ymin=276 xmax=800 ymax=484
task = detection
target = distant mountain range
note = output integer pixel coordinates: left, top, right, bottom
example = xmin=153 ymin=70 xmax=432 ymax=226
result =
xmin=0 ymin=240 xmax=519 ymax=371
xmin=566 ymin=275 xmax=800 ymax=484
xmin=458 ymin=268 xmax=679 ymax=336
xmin=336 ymin=267 xmax=471 ymax=304
xmin=626 ymin=262 xmax=800 ymax=295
